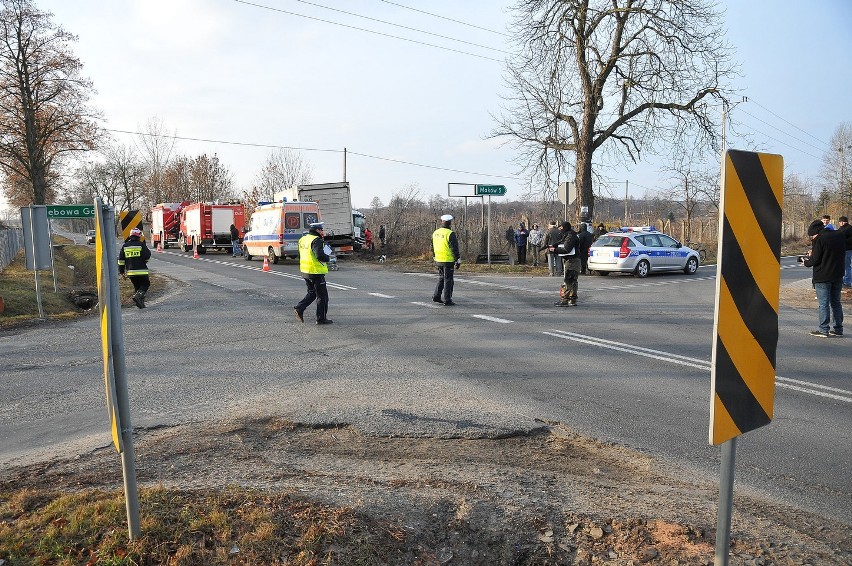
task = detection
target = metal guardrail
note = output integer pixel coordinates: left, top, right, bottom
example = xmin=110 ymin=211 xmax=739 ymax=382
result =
xmin=0 ymin=228 xmax=23 ymax=272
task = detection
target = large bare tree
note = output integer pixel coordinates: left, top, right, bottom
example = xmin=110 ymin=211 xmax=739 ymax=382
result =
xmin=0 ymin=0 xmax=99 ymax=205
xmin=493 ymin=0 xmax=737 ymax=217
xmin=820 ymin=122 xmax=852 ymax=210
xmin=136 ymin=117 xmax=176 ymax=207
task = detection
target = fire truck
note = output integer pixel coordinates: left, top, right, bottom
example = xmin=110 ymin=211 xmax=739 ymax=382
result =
xmin=178 ymin=202 xmax=245 ymax=254
xmin=150 ymin=201 xmax=190 ymax=249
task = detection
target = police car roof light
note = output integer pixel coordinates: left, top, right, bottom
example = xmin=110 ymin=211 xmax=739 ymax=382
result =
xmin=620 ymin=225 xmax=656 ymax=232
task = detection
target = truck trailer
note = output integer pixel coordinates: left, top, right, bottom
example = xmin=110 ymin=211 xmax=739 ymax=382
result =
xmin=276 ymin=182 xmax=364 ymax=255
xmin=179 ymin=202 xmax=245 ymax=254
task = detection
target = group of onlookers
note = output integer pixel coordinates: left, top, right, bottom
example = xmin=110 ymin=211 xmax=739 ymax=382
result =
xmin=505 ymin=220 xmax=606 ymax=276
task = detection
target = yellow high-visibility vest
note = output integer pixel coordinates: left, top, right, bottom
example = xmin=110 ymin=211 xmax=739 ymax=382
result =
xmin=432 ymin=227 xmax=454 ymax=262
xmin=298 ymin=234 xmax=328 ymax=274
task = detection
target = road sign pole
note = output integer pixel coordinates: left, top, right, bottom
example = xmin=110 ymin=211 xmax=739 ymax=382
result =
xmin=28 ymin=209 xmax=45 ymax=319
xmin=47 ymin=220 xmax=58 ymax=293
xmin=487 ymin=195 xmax=492 ymax=266
xmin=714 ymin=437 xmax=737 ymax=566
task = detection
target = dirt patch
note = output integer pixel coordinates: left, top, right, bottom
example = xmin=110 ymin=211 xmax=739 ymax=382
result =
xmin=2 ymin=418 xmax=848 ymax=564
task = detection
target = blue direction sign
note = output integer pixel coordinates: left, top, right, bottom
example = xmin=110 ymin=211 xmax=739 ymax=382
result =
xmin=475 ymin=184 xmax=507 ymax=196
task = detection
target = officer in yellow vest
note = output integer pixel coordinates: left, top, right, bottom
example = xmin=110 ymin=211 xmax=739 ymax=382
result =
xmin=294 ymin=222 xmax=333 ymax=325
xmin=432 ymin=214 xmax=461 ymax=306
xmin=118 ymin=228 xmax=151 ymax=308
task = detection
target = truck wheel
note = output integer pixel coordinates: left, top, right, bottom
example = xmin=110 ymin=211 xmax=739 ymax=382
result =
xmin=244 ymin=247 xmax=252 ymax=260
xmin=268 ymin=248 xmax=279 ymax=265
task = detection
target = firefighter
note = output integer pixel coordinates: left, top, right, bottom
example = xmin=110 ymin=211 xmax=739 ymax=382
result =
xmin=294 ymin=222 xmax=333 ymax=325
xmin=118 ymin=227 xmax=151 ymax=309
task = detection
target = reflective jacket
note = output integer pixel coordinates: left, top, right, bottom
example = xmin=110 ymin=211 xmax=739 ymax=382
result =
xmin=118 ymin=236 xmax=151 ymax=276
xmin=432 ymin=227 xmax=458 ymax=263
xmin=298 ymin=232 xmax=329 ymax=274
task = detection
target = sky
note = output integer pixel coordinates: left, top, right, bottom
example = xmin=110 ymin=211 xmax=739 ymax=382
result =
xmin=7 ymin=0 xmax=852 ymax=211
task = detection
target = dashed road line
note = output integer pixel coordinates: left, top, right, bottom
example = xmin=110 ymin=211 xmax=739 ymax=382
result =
xmin=369 ymin=292 xmax=395 ymax=298
xmin=411 ymin=301 xmax=443 ymax=309
xmin=471 ymin=314 xmax=513 ymax=324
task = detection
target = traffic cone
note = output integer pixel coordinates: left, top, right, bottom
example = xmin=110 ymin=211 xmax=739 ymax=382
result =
xmin=193 ymin=247 xmax=199 ymax=259
xmin=262 ymin=256 xmax=270 ymax=272
xmin=157 ymin=241 xmax=162 ymax=252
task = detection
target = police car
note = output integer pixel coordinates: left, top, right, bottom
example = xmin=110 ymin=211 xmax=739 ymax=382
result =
xmin=587 ymin=226 xmax=701 ymax=278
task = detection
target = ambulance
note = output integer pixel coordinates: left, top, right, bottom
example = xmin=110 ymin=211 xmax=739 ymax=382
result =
xmin=242 ymin=200 xmax=321 ymax=264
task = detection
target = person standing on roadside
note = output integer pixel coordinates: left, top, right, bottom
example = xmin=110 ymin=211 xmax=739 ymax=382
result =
xmin=432 ymin=214 xmax=460 ymax=306
xmin=577 ymin=222 xmax=593 ymax=275
xmin=594 ymin=223 xmax=607 ymax=241
xmin=555 ymin=221 xmax=580 ymax=307
xmin=118 ymin=228 xmax=151 ymax=309
xmin=821 ymin=214 xmax=836 ymax=230
xmin=515 ymin=222 xmax=529 ymax=265
xmin=837 ymin=216 xmax=852 ymax=288
xmin=230 ymin=223 xmax=241 ymax=257
xmin=294 ymin=222 xmax=333 ymax=325
xmin=803 ymin=219 xmax=845 ymax=337
xmin=504 ymin=225 xmax=515 ymax=253
xmin=542 ymin=221 xmax=562 ymax=277
xmin=528 ymin=223 xmax=543 ymax=266
xmin=379 ymin=225 xmax=386 ymax=248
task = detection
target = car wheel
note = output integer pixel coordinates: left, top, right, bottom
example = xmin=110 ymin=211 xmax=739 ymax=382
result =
xmin=268 ymin=248 xmax=279 ymax=265
xmin=634 ymin=259 xmax=650 ymax=278
xmin=684 ymin=256 xmax=698 ymax=274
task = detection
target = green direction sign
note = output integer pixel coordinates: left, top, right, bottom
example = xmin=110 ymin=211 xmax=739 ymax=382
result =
xmin=46 ymin=204 xmax=96 ymax=218
xmin=475 ymin=184 xmax=507 ymax=196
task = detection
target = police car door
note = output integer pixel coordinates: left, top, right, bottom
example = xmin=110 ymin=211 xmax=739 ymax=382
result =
xmin=658 ymin=234 xmax=683 ymax=268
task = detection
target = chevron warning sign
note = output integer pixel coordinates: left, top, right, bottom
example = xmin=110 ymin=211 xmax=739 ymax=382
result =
xmin=119 ymin=210 xmax=143 ymax=241
xmin=710 ymin=150 xmax=783 ymax=446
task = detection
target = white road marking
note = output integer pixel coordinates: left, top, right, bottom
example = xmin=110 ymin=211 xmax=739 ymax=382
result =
xmin=411 ymin=301 xmax=443 ymax=309
xmin=543 ymin=329 xmax=852 ymax=403
xmin=154 ymin=252 xmax=356 ymax=290
xmin=369 ymin=292 xmax=395 ymax=298
xmin=471 ymin=314 xmax=513 ymax=324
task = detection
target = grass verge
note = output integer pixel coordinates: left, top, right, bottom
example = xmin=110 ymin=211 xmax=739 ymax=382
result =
xmin=0 ymin=486 xmax=405 ymax=565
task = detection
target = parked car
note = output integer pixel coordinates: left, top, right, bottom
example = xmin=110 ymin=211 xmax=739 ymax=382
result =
xmin=587 ymin=226 xmax=701 ymax=278
xmin=85 ymin=229 xmax=96 ymax=245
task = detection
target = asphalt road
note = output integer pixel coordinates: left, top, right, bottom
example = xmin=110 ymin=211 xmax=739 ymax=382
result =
xmin=1 ymin=242 xmax=849 ymax=525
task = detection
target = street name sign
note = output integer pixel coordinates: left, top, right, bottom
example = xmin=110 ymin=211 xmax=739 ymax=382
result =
xmin=46 ymin=204 xmax=96 ymax=218
xmin=475 ymin=184 xmax=507 ymax=196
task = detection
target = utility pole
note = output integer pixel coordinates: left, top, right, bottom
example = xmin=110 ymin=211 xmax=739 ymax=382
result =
xmin=343 ymin=147 xmax=347 ymax=182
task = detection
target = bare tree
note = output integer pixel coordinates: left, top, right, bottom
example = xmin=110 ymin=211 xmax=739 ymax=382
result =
xmin=136 ymin=116 xmax=176 ymax=206
xmin=254 ymin=149 xmax=313 ymax=200
xmin=0 ymin=0 xmax=100 ymax=205
xmin=189 ymin=153 xmax=233 ymax=203
xmin=103 ymin=142 xmax=145 ymax=212
xmin=820 ymin=122 xmax=852 ymax=210
xmin=493 ymin=0 xmax=737 ymax=218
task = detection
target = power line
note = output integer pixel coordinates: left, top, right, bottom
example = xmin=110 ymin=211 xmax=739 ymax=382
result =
xmin=746 ymin=96 xmax=828 ymax=147
xmin=231 ymin=0 xmax=503 ymax=62
xmin=739 ymin=108 xmax=827 ymax=154
xmin=379 ymin=0 xmax=511 ymax=37
xmin=291 ymin=0 xmax=507 ymax=55
xmin=104 ymin=127 xmax=525 ymax=181
xmin=731 ymin=125 xmax=821 ymax=161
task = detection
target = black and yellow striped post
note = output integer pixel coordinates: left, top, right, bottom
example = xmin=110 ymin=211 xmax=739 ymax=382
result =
xmin=710 ymin=149 xmax=783 ymax=566
xmin=119 ymin=209 xmax=143 ymax=241
xmin=710 ymin=150 xmax=783 ymax=445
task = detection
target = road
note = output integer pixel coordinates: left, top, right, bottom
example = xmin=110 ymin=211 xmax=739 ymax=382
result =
xmin=1 ymin=245 xmax=849 ymax=525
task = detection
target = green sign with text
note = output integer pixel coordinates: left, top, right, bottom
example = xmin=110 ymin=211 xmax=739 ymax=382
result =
xmin=46 ymin=204 xmax=96 ymax=218
xmin=475 ymin=184 xmax=507 ymax=196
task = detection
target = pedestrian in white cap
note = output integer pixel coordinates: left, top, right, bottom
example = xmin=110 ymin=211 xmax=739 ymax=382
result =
xmin=431 ymin=214 xmax=460 ymax=305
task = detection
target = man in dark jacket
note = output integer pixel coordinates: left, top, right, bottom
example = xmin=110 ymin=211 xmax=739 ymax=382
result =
xmin=577 ymin=223 xmax=594 ymax=274
xmin=837 ymin=216 xmax=852 ymax=287
xmin=803 ymin=219 xmax=845 ymax=337
xmin=555 ymin=221 xmax=581 ymax=307
xmin=118 ymin=228 xmax=151 ymax=308
xmin=514 ymin=222 xmax=529 ymax=265
xmin=542 ymin=221 xmax=562 ymax=277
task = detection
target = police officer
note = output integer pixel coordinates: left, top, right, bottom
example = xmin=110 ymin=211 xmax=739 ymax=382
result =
xmin=118 ymin=227 xmax=151 ymax=308
xmin=294 ymin=222 xmax=333 ymax=325
xmin=432 ymin=214 xmax=460 ymax=306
